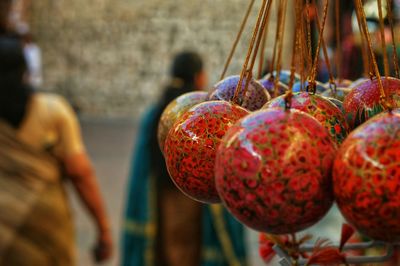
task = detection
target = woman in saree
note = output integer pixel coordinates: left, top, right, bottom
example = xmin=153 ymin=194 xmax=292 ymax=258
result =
xmin=122 ymin=51 xmax=247 ymax=266
xmin=0 ymin=37 xmax=112 ymax=264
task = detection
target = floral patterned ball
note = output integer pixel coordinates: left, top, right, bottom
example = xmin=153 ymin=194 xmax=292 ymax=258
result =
xmin=158 ymin=91 xmax=208 ymax=152
xmin=258 ymin=78 xmax=288 ymax=98
xmin=164 ymin=101 xmax=249 ymax=203
xmin=343 ymin=77 xmax=400 ymax=130
xmin=265 ymin=92 xmax=348 ymax=144
xmin=208 ymin=75 xmax=270 ymax=111
xmin=215 ymin=108 xmax=336 ymax=234
xmin=333 ymin=110 xmax=400 ymax=242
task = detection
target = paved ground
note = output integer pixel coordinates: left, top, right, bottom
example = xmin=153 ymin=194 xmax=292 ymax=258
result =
xmin=70 ymin=118 xmax=343 ymax=266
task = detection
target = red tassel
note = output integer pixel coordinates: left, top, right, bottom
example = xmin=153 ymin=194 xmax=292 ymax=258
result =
xmin=259 ymin=234 xmax=276 ymax=263
xmin=258 ymin=234 xmax=291 ymax=263
xmin=339 ymin=223 xmax=355 ymax=251
xmin=306 ymin=248 xmax=346 ymax=265
xmin=306 ymin=239 xmax=347 ymax=266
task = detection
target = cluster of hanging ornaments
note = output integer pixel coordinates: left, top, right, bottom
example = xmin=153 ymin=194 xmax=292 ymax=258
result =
xmin=157 ymin=0 xmax=400 ymax=263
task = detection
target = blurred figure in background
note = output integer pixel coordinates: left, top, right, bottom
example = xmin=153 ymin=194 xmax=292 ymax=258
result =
xmin=122 ymin=51 xmax=247 ymax=266
xmin=1 ymin=1 xmax=42 ymax=89
xmin=0 ymin=37 xmax=112 ymax=265
xmin=17 ymin=23 xmax=43 ymax=88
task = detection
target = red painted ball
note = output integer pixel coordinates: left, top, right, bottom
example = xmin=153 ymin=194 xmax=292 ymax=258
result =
xmin=343 ymin=77 xmax=400 ymax=129
xmin=265 ymin=92 xmax=349 ymax=144
xmin=164 ymin=101 xmax=249 ymax=203
xmin=208 ymin=75 xmax=270 ymax=111
xmin=215 ymin=108 xmax=336 ymax=234
xmin=333 ymin=110 xmax=400 ymax=242
xmin=158 ymin=91 xmax=208 ymax=152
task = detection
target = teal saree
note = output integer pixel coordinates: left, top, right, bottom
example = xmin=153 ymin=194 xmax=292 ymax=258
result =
xmin=122 ymin=107 xmax=247 ymax=266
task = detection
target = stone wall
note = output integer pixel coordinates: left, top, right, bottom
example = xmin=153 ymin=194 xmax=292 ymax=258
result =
xmin=31 ymin=0 xmax=293 ymax=118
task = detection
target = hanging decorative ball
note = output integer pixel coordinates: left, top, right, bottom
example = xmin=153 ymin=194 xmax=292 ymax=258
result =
xmin=158 ymin=91 xmax=208 ymax=152
xmin=343 ymin=77 xmax=400 ymax=129
xmin=325 ymin=97 xmax=345 ymax=114
xmin=321 ymin=86 xmax=352 ymax=101
xmin=258 ymin=77 xmax=288 ymax=97
xmin=265 ymin=92 xmax=348 ymax=144
xmin=208 ymin=75 xmax=270 ymax=111
xmin=215 ymin=108 xmax=336 ymax=234
xmin=164 ymin=101 xmax=249 ymax=204
xmin=263 ymin=70 xmax=301 ymax=85
xmin=336 ymin=79 xmax=353 ymax=87
xmin=292 ymin=80 xmax=328 ymax=94
xmin=333 ymin=110 xmax=400 ymax=242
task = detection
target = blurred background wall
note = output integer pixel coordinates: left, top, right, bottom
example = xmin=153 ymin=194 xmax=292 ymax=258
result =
xmin=29 ymin=0 xmax=293 ymax=118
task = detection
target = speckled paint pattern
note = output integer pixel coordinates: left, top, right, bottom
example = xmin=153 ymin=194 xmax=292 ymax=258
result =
xmin=158 ymin=91 xmax=208 ymax=152
xmin=215 ymin=108 xmax=336 ymax=234
xmin=265 ymin=92 xmax=349 ymax=144
xmin=343 ymin=77 xmax=400 ymax=129
xmin=333 ymin=110 xmax=400 ymax=242
xmin=164 ymin=101 xmax=249 ymax=203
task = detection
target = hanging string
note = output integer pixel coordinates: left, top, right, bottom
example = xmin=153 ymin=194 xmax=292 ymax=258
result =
xmin=219 ymin=0 xmax=256 ymax=80
xmin=305 ymin=0 xmax=314 ymax=75
xmin=308 ymin=0 xmax=330 ymax=94
xmin=286 ymin=0 xmax=302 ymax=110
xmin=313 ymin=0 xmax=336 ymax=89
xmin=288 ymin=1 xmax=301 ymax=91
xmin=233 ymin=0 xmax=268 ymax=103
xmin=273 ymin=0 xmax=288 ymax=98
xmin=354 ymin=4 xmax=372 ymax=78
xmin=378 ymin=0 xmax=390 ymax=77
xmin=257 ymin=25 xmax=268 ymax=79
xmin=335 ymin=0 xmax=343 ymax=81
xmin=269 ymin=0 xmax=283 ymax=78
xmin=354 ymin=0 xmax=391 ymax=111
xmin=243 ymin=0 xmax=273 ymax=97
xmin=257 ymin=0 xmax=273 ymax=79
xmin=299 ymin=0 xmax=307 ymax=91
xmin=387 ymin=0 xmax=400 ymax=78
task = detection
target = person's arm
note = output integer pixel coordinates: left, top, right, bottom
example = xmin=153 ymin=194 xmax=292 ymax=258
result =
xmin=64 ymin=153 xmax=112 ymax=262
xmin=53 ymin=95 xmax=112 ymax=262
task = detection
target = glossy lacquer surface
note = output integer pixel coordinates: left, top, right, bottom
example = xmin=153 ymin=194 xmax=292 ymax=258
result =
xmin=266 ymin=92 xmax=349 ymax=144
xmin=343 ymin=77 xmax=400 ymax=129
xmin=164 ymin=101 xmax=249 ymax=204
xmin=208 ymin=75 xmax=270 ymax=111
xmin=158 ymin=91 xmax=208 ymax=152
xmin=215 ymin=108 xmax=336 ymax=234
xmin=334 ymin=110 xmax=400 ymax=242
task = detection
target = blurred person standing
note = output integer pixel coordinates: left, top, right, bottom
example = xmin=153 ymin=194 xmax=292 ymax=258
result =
xmin=122 ymin=51 xmax=247 ymax=266
xmin=0 ymin=37 xmax=112 ymax=265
